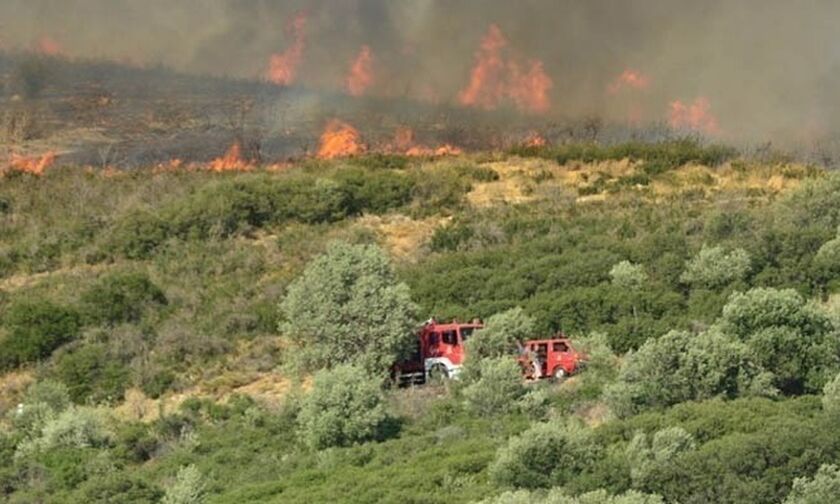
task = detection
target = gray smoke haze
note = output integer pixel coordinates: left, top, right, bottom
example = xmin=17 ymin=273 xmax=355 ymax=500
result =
xmin=2 ymin=0 xmax=839 ymax=143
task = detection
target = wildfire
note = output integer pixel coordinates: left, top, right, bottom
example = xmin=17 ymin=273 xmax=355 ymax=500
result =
xmin=35 ymin=36 xmax=64 ymax=56
xmin=317 ymin=120 xmax=365 ymax=159
xmin=669 ymin=97 xmax=720 ymax=135
xmin=208 ymin=142 xmax=253 ymax=172
xmin=523 ymin=132 xmax=547 ymax=148
xmin=267 ymin=12 xmax=307 ymax=86
xmin=390 ymin=127 xmax=463 ymax=157
xmin=345 ymin=45 xmax=375 ymax=97
xmin=7 ymin=152 xmax=57 ymax=176
xmin=607 ymin=69 xmax=651 ymax=95
xmin=458 ymin=24 xmax=553 ymax=114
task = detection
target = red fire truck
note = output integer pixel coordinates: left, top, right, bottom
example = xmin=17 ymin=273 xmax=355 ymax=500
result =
xmin=393 ymin=319 xmax=585 ymax=384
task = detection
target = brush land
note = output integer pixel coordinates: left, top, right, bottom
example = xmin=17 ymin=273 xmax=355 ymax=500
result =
xmin=1 ymin=140 xmax=840 ymax=504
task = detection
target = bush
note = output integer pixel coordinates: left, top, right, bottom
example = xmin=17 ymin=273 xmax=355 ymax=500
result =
xmin=462 ymin=357 xmax=526 ymax=416
xmin=279 ymin=242 xmax=417 ymax=376
xmin=52 ymin=344 xmax=130 ymax=404
xmin=625 ymin=427 xmax=695 ymax=489
xmin=0 ymin=300 xmax=82 ymax=370
xmin=82 ymin=271 xmax=167 ymax=325
xmin=680 ymin=245 xmax=751 ymax=289
xmin=162 ymin=465 xmax=206 ymax=504
xmin=466 ymin=307 xmax=536 ymax=362
xmin=489 ymin=421 xmax=600 ymax=489
xmin=297 ymin=364 xmax=391 ymax=450
xmin=610 ymin=261 xmax=647 ymax=291
xmin=822 ymin=373 xmax=840 ymax=416
xmin=784 ymin=464 xmax=840 ymax=504
xmin=16 ymin=406 xmax=111 ymax=458
xmin=479 ymin=489 xmax=664 ymax=504
xmin=334 ymin=168 xmax=415 ymax=214
xmin=73 ymin=472 xmax=164 ymax=504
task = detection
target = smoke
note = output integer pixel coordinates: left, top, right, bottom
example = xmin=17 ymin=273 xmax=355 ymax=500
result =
xmin=2 ymin=0 xmax=840 ymax=143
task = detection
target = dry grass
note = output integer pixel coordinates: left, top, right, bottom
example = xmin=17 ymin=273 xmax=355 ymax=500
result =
xmin=0 ymin=370 xmax=35 ymax=418
xmin=357 ymin=214 xmax=448 ymax=262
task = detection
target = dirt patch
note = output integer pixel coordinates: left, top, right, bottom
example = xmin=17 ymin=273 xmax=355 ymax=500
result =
xmin=0 ymin=370 xmax=35 ymax=417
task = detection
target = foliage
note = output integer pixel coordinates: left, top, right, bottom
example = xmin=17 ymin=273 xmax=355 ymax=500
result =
xmin=0 ymin=299 xmax=82 ymax=370
xmin=477 ymin=489 xmax=664 ymax=504
xmin=279 ymin=242 xmax=418 ymax=376
xmin=610 ymin=261 xmax=647 ymax=291
xmin=52 ymin=343 xmax=131 ymax=404
xmin=821 ymin=372 xmax=840 ymax=416
xmin=489 ymin=421 xmax=600 ymax=489
xmin=297 ymin=364 xmax=391 ymax=450
xmin=162 ymin=465 xmax=207 ymax=504
xmin=784 ymin=464 xmax=840 ymax=504
xmin=466 ymin=307 xmax=536 ymax=363
xmin=680 ymin=244 xmax=751 ymax=289
xmin=625 ymin=427 xmax=695 ymax=489
xmin=16 ymin=406 xmax=111 ymax=459
xmin=81 ymin=271 xmax=167 ymax=325
xmin=462 ymin=357 xmax=526 ymax=416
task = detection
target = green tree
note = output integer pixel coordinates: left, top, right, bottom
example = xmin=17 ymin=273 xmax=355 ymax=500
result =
xmin=814 ymin=229 xmax=840 ymax=293
xmin=279 ymin=242 xmax=418 ymax=376
xmin=489 ymin=421 xmax=600 ymax=489
xmin=822 ymin=372 xmax=840 ymax=416
xmin=462 ymin=357 xmax=526 ymax=416
xmin=297 ymin=364 xmax=391 ymax=450
xmin=625 ymin=427 xmax=696 ymax=489
xmin=718 ymin=287 xmax=840 ymax=393
xmin=680 ymin=245 xmax=751 ymax=289
xmin=610 ymin=261 xmax=647 ymax=291
xmin=467 ymin=307 xmax=536 ymax=361
xmin=784 ymin=464 xmax=840 ymax=504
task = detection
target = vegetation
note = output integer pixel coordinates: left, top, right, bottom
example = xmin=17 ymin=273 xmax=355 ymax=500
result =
xmin=0 ymin=144 xmax=839 ymax=502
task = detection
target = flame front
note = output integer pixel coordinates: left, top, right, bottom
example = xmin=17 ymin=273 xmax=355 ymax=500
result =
xmin=607 ymin=69 xmax=651 ymax=95
xmin=669 ymin=97 xmax=720 ymax=135
xmin=345 ymin=45 xmax=375 ymax=97
xmin=458 ymin=24 xmax=553 ymax=115
xmin=523 ymin=132 xmax=547 ymax=148
xmin=35 ymin=36 xmax=63 ymax=56
xmin=317 ymin=120 xmax=365 ymax=159
xmin=267 ymin=12 xmax=307 ymax=86
xmin=209 ymin=142 xmax=253 ymax=172
xmin=8 ymin=152 xmax=57 ymax=176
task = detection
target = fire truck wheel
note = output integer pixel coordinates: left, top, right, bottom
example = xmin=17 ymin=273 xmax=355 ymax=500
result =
xmin=429 ymin=364 xmax=449 ymax=381
xmin=553 ymin=367 xmax=567 ymax=381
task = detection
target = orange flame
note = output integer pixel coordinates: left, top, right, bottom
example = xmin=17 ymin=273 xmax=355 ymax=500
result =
xmin=35 ymin=36 xmax=63 ymax=56
xmin=209 ymin=142 xmax=253 ymax=172
xmin=459 ymin=24 xmax=553 ymax=114
xmin=345 ymin=45 xmax=375 ymax=97
xmin=523 ymin=132 xmax=547 ymax=148
xmin=317 ymin=120 xmax=365 ymax=159
xmin=267 ymin=12 xmax=307 ymax=86
xmin=669 ymin=97 xmax=720 ymax=135
xmin=8 ymin=152 xmax=56 ymax=176
xmin=391 ymin=127 xmax=462 ymax=157
xmin=607 ymin=69 xmax=651 ymax=95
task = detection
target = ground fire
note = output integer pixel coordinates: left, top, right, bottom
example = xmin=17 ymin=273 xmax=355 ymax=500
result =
xmin=317 ymin=119 xmax=365 ymax=159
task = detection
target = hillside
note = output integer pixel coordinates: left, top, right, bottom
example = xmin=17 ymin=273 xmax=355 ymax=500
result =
xmin=1 ymin=142 xmax=840 ymax=503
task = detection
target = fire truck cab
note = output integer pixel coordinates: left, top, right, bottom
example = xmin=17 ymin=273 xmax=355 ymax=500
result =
xmin=394 ymin=319 xmax=482 ymax=384
xmin=518 ymin=336 xmax=584 ymax=380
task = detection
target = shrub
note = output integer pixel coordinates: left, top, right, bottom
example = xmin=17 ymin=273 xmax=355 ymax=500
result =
xmin=110 ymin=210 xmax=171 ymax=259
xmin=279 ymin=242 xmax=417 ymax=376
xmin=81 ymin=271 xmax=167 ymax=325
xmin=52 ymin=344 xmax=130 ymax=404
xmin=162 ymin=465 xmax=206 ymax=504
xmin=16 ymin=406 xmax=111 ymax=458
xmin=73 ymin=472 xmax=164 ymax=504
xmin=0 ymin=300 xmax=82 ymax=370
xmin=479 ymin=489 xmax=664 ymax=504
xmin=610 ymin=261 xmax=647 ymax=291
xmin=784 ymin=464 xmax=840 ymax=504
xmin=822 ymin=373 xmax=840 ymax=416
xmin=467 ymin=307 xmax=536 ymax=362
xmin=334 ymin=168 xmax=415 ymax=214
xmin=462 ymin=357 xmax=526 ymax=416
xmin=719 ymin=288 xmax=840 ymax=393
xmin=680 ymin=245 xmax=751 ymax=289
xmin=297 ymin=364 xmax=391 ymax=450
xmin=489 ymin=421 xmax=600 ymax=489
xmin=625 ymin=427 xmax=696 ymax=489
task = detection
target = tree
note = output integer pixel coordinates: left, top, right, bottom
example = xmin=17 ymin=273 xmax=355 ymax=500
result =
xmin=680 ymin=245 xmax=751 ymax=289
xmin=822 ymin=372 xmax=840 ymax=416
xmin=467 ymin=307 xmax=536 ymax=361
xmin=297 ymin=364 xmax=391 ymax=450
xmin=719 ymin=287 xmax=840 ymax=393
xmin=489 ymin=421 xmax=600 ymax=489
xmin=279 ymin=242 xmax=418 ymax=376
xmin=625 ymin=427 xmax=695 ymax=490
xmin=462 ymin=357 xmax=526 ymax=416
xmin=610 ymin=261 xmax=647 ymax=291
xmin=814 ymin=229 xmax=840 ymax=293
xmin=784 ymin=464 xmax=840 ymax=504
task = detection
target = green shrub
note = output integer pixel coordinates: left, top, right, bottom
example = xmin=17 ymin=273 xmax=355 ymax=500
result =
xmin=82 ymin=271 xmax=167 ymax=325
xmin=625 ymin=427 xmax=695 ymax=489
xmin=478 ymin=489 xmax=664 ymax=504
xmin=279 ymin=242 xmax=417 ymax=376
xmin=462 ymin=357 xmax=526 ymax=416
xmin=467 ymin=307 xmax=536 ymax=362
xmin=110 ymin=210 xmax=171 ymax=259
xmin=784 ymin=464 xmax=840 ymax=504
xmin=52 ymin=344 xmax=130 ymax=404
xmin=0 ymin=300 xmax=82 ymax=370
xmin=334 ymin=168 xmax=415 ymax=214
xmin=489 ymin=421 xmax=600 ymax=489
xmin=72 ymin=472 xmax=164 ymax=503
xmin=297 ymin=364 xmax=391 ymax=450
xmin=16 ymin=406 xmax=111 ymax=458
xmin=821 ymin=372 xmax=840 ymax=416
xmin=162 ymin=465 xmax=206 ymax=504
xmin=680 ymin=245 xmax=751 ymax=289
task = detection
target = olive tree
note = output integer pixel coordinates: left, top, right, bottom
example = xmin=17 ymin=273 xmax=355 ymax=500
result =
xmin=462 ymin=357 xmax=526 ymax=416
xmin=784 ymin=464 xmax=840 ymax=504
xmin=297 ymin=364 xmax=390 ymax=450
xmin=467 ymin=307 xmax=536 ymax=361
xmin=279 ymin=242 xmax=418 ymax=376
xmin=680 ymin=245 xmax=751 ymax=289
